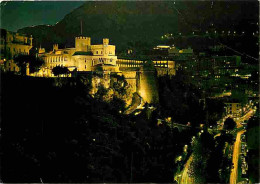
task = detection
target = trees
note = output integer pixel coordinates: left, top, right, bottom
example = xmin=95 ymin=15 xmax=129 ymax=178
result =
xmin=52 ymin=66 xmax=70 ymax=77
xmin=13 ymin=54 xmax=44 ymax=75
xmin=206 ymin=98 xmax=225 ymax=126
xmin=224 ymin=117 xmax=236 ymax=130
xmin=191 ymin=132 xmax=215 ymax=183
xmin=157 ymin=75 xmax=204 ymax=126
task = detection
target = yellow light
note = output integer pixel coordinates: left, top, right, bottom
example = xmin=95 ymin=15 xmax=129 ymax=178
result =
xmin=179 ymin=50 xmax=183 ymax=53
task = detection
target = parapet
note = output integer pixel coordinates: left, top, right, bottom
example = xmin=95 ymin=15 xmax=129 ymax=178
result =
xmin=75 ymin=36 xmax=91 ymax=40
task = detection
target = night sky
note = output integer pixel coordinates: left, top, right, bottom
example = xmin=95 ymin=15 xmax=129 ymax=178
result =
xmin=0 ymin=1 xmax=85 ymax=32
xmin=1 ymin=1 xmax=258 ymax=32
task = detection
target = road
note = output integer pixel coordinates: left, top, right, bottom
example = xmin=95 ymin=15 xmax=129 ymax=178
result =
xmin=176 ymin=107 xmax=255 ymax=184
xmin=230 ymin=108 xmax=254 ymax=184
xmin=180 ymin=155 xmax=195 ymax=184
xmin=234 ymin=108 xmax=254 ymax=128
xmin=230 ymin=130 xmax=245 ymax=184
xmin=124 ymin=93 xmax=142 ymax=115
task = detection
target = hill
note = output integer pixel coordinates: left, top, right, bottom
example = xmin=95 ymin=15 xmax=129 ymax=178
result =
xmin=17 ymin=1 xmax=258 ymax=55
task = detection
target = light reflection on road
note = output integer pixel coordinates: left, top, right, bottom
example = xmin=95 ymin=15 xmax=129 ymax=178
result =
xmin=180 ymin=155 xmax=194 ymax=184
xmin=230 ymin=130 xmax=245 ymax=184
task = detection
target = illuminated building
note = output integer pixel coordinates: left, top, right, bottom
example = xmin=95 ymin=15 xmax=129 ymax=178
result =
xmin=0 ymin=29 xmax=33 ymax=73
xmin=37 ymin=37 xmax=118 ymax=77
xmin=1 ymin=31 xmax=175 ymax=104
xmin=225 ymin=101 xmax=242 ymax=117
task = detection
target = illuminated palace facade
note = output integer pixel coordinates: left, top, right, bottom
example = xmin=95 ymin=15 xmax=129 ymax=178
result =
xmin=37 ymin=37 xmax=119 ymax=76
xmin=36 ymin=36 xmax=175 ymax=103
xmin=37 ymin=36 xmax=175 ymax=78
xmin=0 ymin=31 xmax=175 ymax=103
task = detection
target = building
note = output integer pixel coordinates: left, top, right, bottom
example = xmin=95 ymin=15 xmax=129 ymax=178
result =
xmin=168 ymin=46 xmax=193 ymax=58
xmin=35 ymin=35 xmax=176 ymax=104
xmin=224 ymin=100 xmax=242 ymax=117
xmin=0 ymin=29 xmax=33 ymax=73
xmin=37 ymin=37 xmax=118 ymax=77
xmin=1 ymin=31 xmax=175 ymax=104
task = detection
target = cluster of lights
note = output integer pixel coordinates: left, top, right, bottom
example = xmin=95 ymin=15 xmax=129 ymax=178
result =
xmin=161 ymin=30 xmax=258 ymax=39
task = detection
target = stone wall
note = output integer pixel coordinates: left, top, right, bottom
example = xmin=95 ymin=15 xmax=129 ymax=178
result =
xmin=138 ymin=64 xmax=159 ymax=104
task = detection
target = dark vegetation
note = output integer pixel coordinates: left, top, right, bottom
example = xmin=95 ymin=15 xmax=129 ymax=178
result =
xmin=158 ymin=70 xmax=224 ymax=127
xmin=13 ymin=54 xmax=44 ymax=75
xmin=158 ymin=70 xmax=204 ymax=127
xmin=246 ymin=112 xmax=259 ymax=183
xmin=1 ymin=72 xmax=196 ymax=182
xmin=190 ymin=131 xmax=234 ymax=183
xmin=52 ymin=66 xmax=70 ymax=77
xmin=224 ymin=117 xmax=236 ymax=130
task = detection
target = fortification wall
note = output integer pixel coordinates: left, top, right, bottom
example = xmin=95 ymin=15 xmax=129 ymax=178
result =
xmin=138 ymin=65 xmax=159 ymax=104
xmin=121 ymin=71 xmax=138 ymax=93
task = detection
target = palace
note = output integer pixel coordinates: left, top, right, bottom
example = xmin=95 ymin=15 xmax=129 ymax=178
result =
xmin=36 ymin=36 xmax=175 ymax=103
xmin=1 ymin=30 xmax=175 ymax=103
xmin=37 ymin=37 xmax=119 ymax=77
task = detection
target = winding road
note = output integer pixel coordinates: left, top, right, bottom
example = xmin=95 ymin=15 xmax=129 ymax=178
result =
xmin=230 ymin=108 xmax=254 ymax=184
xmin=230 ymin=130 xmax=245 ymax=184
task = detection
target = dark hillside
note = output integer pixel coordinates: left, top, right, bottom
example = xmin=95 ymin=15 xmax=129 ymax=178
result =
xmin=17 ymin=1 xmax=258 ymax=58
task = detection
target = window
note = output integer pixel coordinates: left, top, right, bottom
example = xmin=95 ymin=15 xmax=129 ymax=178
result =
xmin=101 ymin=51 xmax=103 ymax=54
xmin=19 ymin=48 xmax=21 ymax=53
xmin=85 ymin=65 xmax=86 ymax=69
xmin=96 ymin=51 xmax=98 ymax=54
